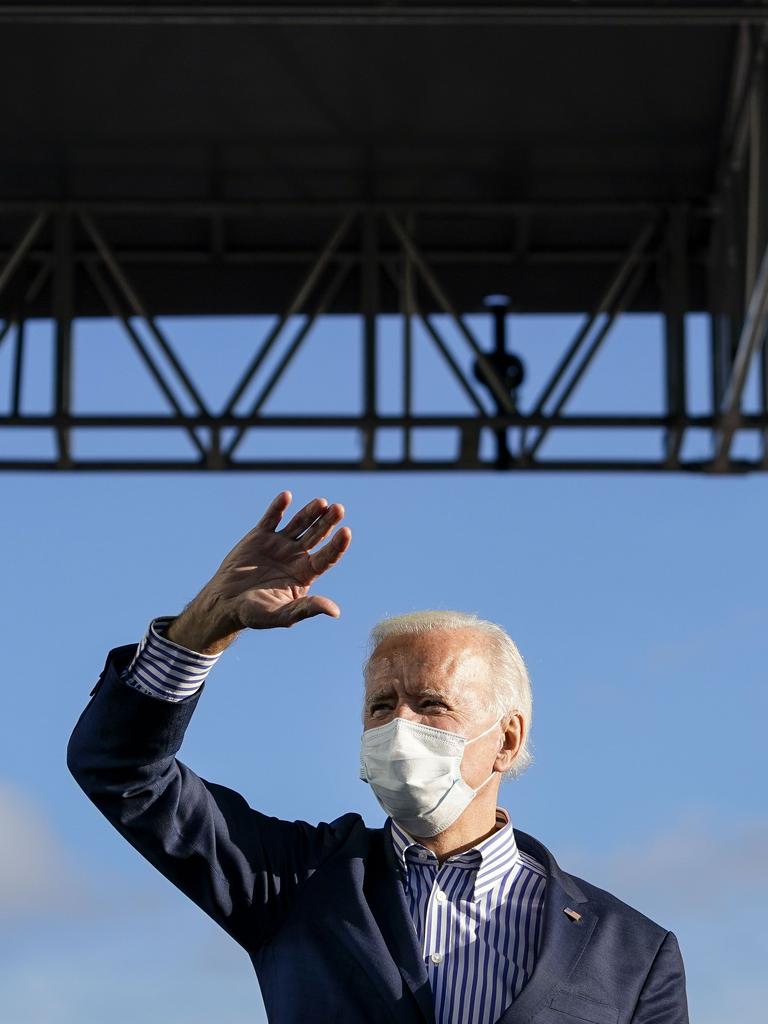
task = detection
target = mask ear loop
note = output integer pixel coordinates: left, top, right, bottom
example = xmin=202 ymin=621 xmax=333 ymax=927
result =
xmin=464 ymin=717 xmax=505 ymax=794
xmin=465 ymin=716 xmax=503 ymax=747
xmin=473 ymin=768 xmax=499 ymax=795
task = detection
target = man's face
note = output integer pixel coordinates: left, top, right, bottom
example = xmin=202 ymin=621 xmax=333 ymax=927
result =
xmin=362 ymin=628 xmax=510 ymax=789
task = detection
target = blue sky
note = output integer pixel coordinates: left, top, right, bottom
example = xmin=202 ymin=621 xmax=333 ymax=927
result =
xmin=1 ymin=309 xmax=766 ymax=1023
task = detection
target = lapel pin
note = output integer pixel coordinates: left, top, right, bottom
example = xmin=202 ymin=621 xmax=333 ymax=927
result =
xmin=563 ymin=907 xmax=582 ymax=923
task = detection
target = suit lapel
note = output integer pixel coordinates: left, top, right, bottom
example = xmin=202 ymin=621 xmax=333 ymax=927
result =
xmin=314 ymin=821 xmax=596 ymax=1024
xmin=496 ymin=829 xmax=598 ymax=1024
xmin=366 ymin=824 xmax=437 ymax=1024
xmin=311 ymin=822 xmax=434 ymax=1024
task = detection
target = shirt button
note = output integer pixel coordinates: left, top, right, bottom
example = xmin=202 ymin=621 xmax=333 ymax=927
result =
xmin=435 ymin=891 xmax=447 ymax=903
xmin=418 ymin=851 xmax=428 ymax=861
xmin=430 ymin=953 xmax=443 ymax=965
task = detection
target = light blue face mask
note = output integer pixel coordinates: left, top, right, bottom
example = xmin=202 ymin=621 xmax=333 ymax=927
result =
xmin=359 ymin=716 xmax=502 ymax=838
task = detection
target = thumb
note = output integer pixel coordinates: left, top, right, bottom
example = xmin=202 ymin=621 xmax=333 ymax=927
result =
xmin=283 ymin=594 xmax=340 ymax=627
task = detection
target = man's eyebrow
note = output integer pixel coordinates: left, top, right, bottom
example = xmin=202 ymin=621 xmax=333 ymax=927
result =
xmin=364 ymin=688 xmax=394 ymax=707
xmin=364 ymin=686 xmax=452 ymax=707
xmin=414 ymin=687 xmax=451 ymax=702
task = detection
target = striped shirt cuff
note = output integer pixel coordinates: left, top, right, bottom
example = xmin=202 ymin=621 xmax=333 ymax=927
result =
xmin=120 ymin=616 xmax=222 ymax=702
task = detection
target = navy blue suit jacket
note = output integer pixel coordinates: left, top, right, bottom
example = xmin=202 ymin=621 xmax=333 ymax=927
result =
xmin=67 ymin=643 xmax=689 ymax=1024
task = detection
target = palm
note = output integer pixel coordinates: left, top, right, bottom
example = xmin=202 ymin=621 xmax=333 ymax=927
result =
xmin=213 ymin=491 xmax=351 ymax=630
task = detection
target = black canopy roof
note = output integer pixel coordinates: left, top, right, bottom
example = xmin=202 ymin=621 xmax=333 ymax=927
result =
xmin=0 ymin=3 xmax=760 ymax=314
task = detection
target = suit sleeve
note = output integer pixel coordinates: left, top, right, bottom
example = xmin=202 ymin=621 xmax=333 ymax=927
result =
xmin=630 ymin=930 xmax=689 ymax=1024
xmin=66 ymin=642 xmax=358 ymax=953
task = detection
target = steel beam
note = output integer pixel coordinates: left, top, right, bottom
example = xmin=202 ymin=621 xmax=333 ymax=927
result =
xmin=0 ymin=459 xmax=757 ymax=473
xmin=0 ymin=459 xmax=758 ymax=474
xmin=2 ymin=413 xmax=765 ymax=429
xmin=713 ymin=238 xmax=768 ymax=468
xmin=53 ymin=212 xmax=74 ymax=466
xmin=361 ymin=210 xmax=378 ymax=468
xmin=10 ymin=316 xmax=25 ymax=417
xmin=0 ymin=199 xmax=678 ymax=218
xmin=661 ymin=207 xmax=688 ymax=466
xmin=402 ymin=213 xmax=415 ymax=463
xmin=1 ymin=5 xmax=767 ymax=27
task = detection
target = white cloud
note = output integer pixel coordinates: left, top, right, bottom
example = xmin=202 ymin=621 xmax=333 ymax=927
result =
xmin=0 ymin=780 xmax=89 ymax=918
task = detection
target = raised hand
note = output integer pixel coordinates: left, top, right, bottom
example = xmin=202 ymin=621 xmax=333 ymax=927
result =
xmin=166 ymin=490 xmax=352 ymax=654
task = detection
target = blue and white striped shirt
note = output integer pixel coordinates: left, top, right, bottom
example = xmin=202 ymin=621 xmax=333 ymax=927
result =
xmin=390 ymin=814 xmax=546 ymax=1024
xmin=121 ymin=617 xmax=547 ymax=1024
xmin=120 ymin=616 xmax=222 ymax=701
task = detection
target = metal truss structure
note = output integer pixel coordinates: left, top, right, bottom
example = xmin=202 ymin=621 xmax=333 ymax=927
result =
xmin=1 ymin=6 xmax=768 ymax=472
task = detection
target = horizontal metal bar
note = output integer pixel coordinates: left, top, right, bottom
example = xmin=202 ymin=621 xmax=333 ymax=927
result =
xmin=0 ymin=5 xmax=765 ymax=27
xmin=2 ymin=413 xmax=766 ymax=429
xmin=3 ymin=248 xmax=693 ymax=268
xmin=0 ymin=199 xmax=713 ymax=218
xmin=0 ymin=458 xmax=754 ymax=474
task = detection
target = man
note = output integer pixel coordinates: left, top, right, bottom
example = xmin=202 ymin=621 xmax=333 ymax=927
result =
xmin=67 ymin=490 xmax=688 ymax=1024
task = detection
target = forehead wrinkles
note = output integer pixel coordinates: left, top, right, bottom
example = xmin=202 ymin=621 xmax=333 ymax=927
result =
xmin=365 ymin=639 xmax=490 ymax=709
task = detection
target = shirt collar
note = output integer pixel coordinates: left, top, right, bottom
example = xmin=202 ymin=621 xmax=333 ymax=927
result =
xmin=389 ymin=807 xmax=521 ymax=902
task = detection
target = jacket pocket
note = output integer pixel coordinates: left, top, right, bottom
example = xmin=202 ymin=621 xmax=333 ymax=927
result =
xmin=548 ymin=991 xmax=619 ymax=1024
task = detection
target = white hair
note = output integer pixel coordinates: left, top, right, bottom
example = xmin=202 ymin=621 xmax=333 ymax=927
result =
xmin=362 ymin=609 xmax=533 ymax=780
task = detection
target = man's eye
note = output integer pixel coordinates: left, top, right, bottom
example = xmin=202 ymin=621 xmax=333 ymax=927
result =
xmin=423 ymin=700 xmax=446 ymax=708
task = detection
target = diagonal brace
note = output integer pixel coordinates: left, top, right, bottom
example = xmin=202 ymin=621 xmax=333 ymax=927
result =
xmin=387 ymin=213 xmax=516 ymax=415
xmin=225 ymin=260 xmax=352 ymax=459
xmin=713 ymin=238 xmax=768 ymax=468
xmin=382 ymin=259 xmax=487 ymax=415
xmin=0 ymin=210 xmax=48 ymax=300
xmin=85 ymin=260 xmax=208 ymax=460
xmin=79 ymin=210 xmax=210 ymax=417
xmin=222 ymin=211 xmax=356 ymax=416
xmin=524 ymin=255 xmax=651 ymax=460
xmin=527 ymin=221 xmax=657 ymax=422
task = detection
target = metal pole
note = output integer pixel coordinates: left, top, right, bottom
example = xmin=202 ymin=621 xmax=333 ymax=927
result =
xmin=53 ymin=212 xmax=73 ymax=467
xmin=361 ymin=209 xmax=378 ymax=467
xmin=11 ymin=316 xmax=25 ymax=416
xmin=662 ymin=206 xmax=688 ymax=466
xmin=402 ymin=211 xmax=415 ymax=463
xmin=490 ymin=301 xmax=512 ymax=467
xmin=2 ymin=5 xmax=768 ymax=27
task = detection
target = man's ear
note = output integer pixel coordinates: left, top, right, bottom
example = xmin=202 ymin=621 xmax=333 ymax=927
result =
xmin=495 ymin=713 xmax=524 ymax=772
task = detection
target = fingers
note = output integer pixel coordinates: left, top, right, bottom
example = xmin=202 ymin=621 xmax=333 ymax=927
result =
xmin=279 ymin=496 xmax=329 ymax=540
xmin=298 ymin=502 xmax=345 ymax=550
xmin=254 ymin=490 xmax=292 ymax=532
xmin=283 ymin=594 xmax=340 ymax=626
xmin=309 ymin=526 xmax=352 ymax=576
